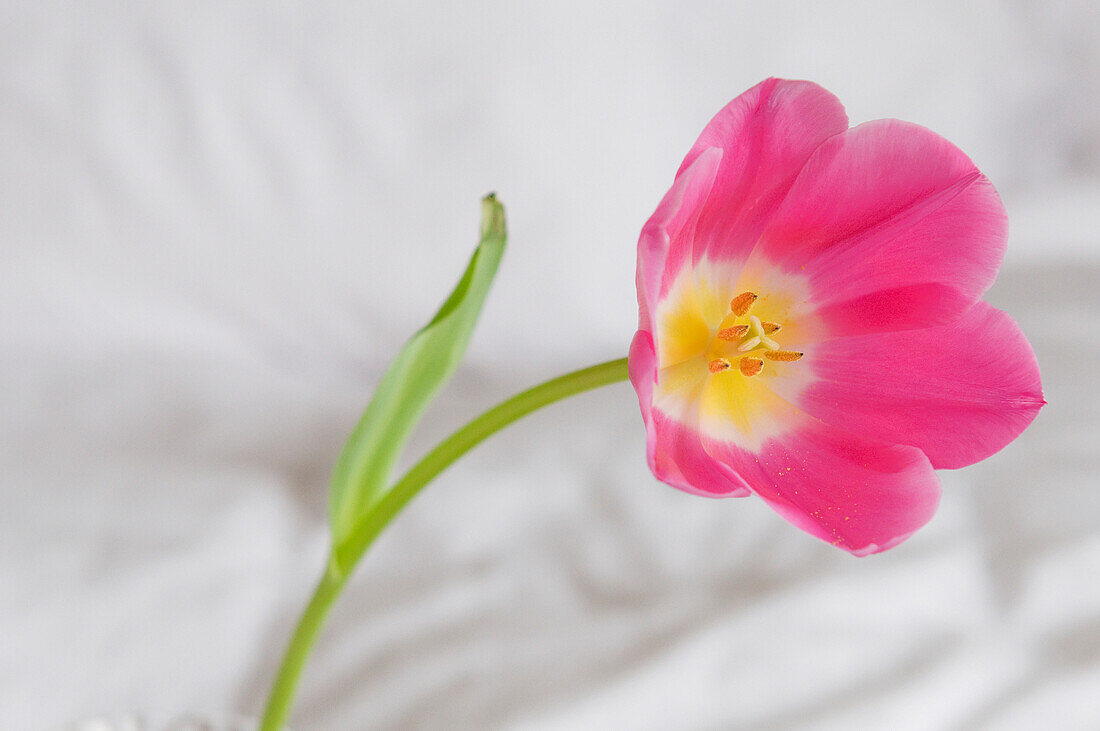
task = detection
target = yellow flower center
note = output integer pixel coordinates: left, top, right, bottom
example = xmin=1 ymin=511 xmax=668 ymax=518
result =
xmin=651 ymin=260 xmax=821 ymax=449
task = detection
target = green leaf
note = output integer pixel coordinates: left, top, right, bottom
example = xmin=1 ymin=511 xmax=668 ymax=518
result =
xmin=328 ymin=194 xmax=507 ymax=552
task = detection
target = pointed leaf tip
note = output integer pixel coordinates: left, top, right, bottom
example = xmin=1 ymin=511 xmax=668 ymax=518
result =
xmin=480 ymin=193 xmax=506 ymax=240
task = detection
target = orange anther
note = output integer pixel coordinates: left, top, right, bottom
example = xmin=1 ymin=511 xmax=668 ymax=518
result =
xmin=739 ymin=357 xmax=764 ymax=377
xmin=717 ymin=324 xmax=749 ymax=341
xmin=708 ymin=358 xmax=732 ymax=373
xmin=730 ymin=291 xmax=758 ymax=316
xmin=764 ymin=350 xmax=803 ymax=362
xmin=761 ymin=321 xmax=781 ymax=334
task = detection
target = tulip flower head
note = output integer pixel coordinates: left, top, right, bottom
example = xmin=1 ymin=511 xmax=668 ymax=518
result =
xmin=629 ymin=78 xmax=1044 ymax=555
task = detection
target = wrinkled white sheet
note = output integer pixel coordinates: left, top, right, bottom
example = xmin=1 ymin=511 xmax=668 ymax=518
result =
xmin=3 ymin=2 xmax=1098 ymax=729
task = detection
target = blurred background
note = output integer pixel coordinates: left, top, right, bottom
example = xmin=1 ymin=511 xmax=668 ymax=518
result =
xmin=2 ymin=1 xmax=1098 ymax=728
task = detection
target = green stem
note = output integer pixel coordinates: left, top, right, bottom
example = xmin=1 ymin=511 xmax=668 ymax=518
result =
xmin=260 ymin=357 xmax=630 ymax=730
xmin=260 ymin=566 xmax=346 ymax=731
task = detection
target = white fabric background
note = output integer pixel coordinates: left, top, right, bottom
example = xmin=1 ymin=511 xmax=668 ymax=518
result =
xmin=2 ymin=1 xmax=1098 ymax=729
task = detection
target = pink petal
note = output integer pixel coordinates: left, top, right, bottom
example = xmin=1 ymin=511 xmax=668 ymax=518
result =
xmin=682 ymin=78 xmax=848 ymax=269
xmin=636 ymin=147 xmax=723 ymax=329
xmin=629 ymin=331 xmax=751 ymax=497
xmin=703 ymin=418 xmax=942 ymax=555
xmin=774 ymin=302 xmax=1045 ymax=470
xmin=752 ymin=119 xmax=1007 ymax=336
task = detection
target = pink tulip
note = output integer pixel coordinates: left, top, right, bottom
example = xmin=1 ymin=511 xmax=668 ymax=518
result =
xmin=628 ymin=78 xmax=1044 ymax=555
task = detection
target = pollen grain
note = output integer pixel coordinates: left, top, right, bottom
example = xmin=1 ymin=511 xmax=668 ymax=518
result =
xmin=717 ymin=325 xmax=749 ymax=341
xmin=764 ymin=350 xmax=804 ymax=362
xmin=709 ymin=358 xmax=732 ymax=373
xmin=739 ymin=357 xmax=764 ymax=377
xmin=730 ymin=291 xmax=758 ymax=317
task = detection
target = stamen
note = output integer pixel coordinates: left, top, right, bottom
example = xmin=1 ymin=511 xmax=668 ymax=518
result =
xmin=713 ymin=293 xmax=803 ymax=372
xmin=708 ymin=358 xmax=732 ymax=373
xmin=737 ymin=336 xmax=761 ymax=352
xmin=730 ymin=291 xmax=757 ymax=316
xmin=717 ymin=324 xmax=749 ymax=341
xmin=739 ymin=357 xmax=764 ymax=377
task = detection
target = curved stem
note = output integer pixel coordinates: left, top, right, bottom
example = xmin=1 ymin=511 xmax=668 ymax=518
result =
xmin=260 ymin=567 xmax=345 ymax=731
xmin=260 ymin=357 xmax=630 ymax=730
xmin=334 ymin=357 xmax=630 ymax=571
